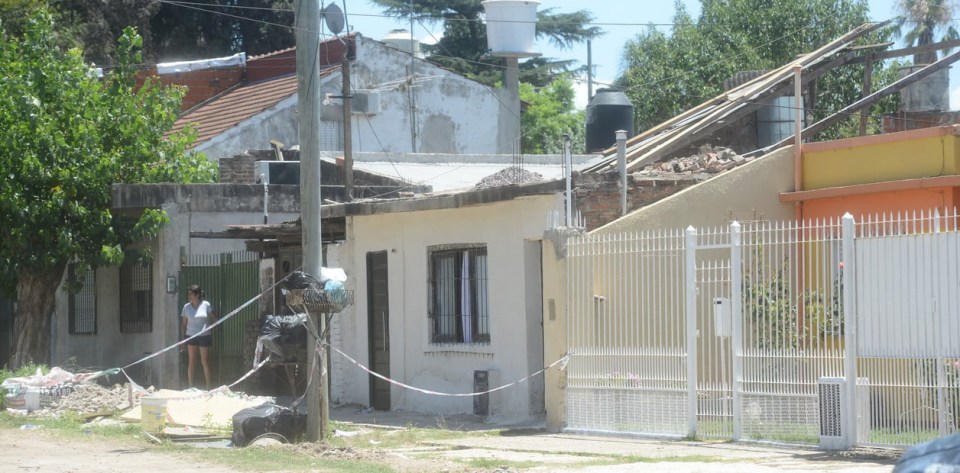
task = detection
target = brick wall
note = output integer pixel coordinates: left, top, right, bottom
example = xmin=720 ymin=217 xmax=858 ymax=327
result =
xmin=135 ymin=66 xmax=246 ymax=112
xmin=219 ymin=150 xmax=278 ymax=183
xmin=576 ymin=172 xmax=703 ymax=231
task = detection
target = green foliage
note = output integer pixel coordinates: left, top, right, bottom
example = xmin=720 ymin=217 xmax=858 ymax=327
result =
xmin=894 ymin=0 xmax=960 ymax=64
xmin=520 ymin=76 xmax=585 ymax=154
xmin=618 ymin=0 xmax=899 ymax=139
xmin=371 ymin=0 xmax=602 ymax=87
xmin=743 ymin=253 xmax=844 ymax=350
xmin=0 ymin=11 xmax=216 ymax=295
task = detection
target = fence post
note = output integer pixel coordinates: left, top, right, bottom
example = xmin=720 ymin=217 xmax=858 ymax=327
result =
xmin=685 ymin=226 xmax=698 ymax=438
xmin=841 ymin=213 xmax=858 ymax=448
xmin=730 ymin=221 xmax=743 ymax=441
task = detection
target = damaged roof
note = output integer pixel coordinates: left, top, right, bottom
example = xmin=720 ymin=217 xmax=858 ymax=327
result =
xmin=585 ymin=21 xmax=960 ymax=174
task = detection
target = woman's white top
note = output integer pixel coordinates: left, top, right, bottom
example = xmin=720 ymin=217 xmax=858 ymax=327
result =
xmin=182 ymin=300 xmax=213 ymax=337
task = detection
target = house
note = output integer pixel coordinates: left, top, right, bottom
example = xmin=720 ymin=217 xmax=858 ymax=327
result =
xmin=320 ymin=180 xmax=567 ymax=421
xmin=164 ymin=33 xmax=514 ymax=162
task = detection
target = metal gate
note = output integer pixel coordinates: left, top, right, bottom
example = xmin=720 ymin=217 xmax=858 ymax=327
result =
xmin=566 ymin=220 xmax=846 ymax=444
xmin=179 ymin=251 xmax=260 ymax=388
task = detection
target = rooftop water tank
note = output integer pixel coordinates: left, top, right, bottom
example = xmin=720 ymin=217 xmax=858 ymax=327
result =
xmin=482 ymin=0 xmax=540 ymax=57
xmin=586 ymin=88 xmax=635 ymax=152
xmin=382 ymin=29 xmax=422 ymax=58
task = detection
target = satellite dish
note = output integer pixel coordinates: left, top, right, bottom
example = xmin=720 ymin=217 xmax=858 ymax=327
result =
xmin=322 ymin=3 xmax=345 ymax=35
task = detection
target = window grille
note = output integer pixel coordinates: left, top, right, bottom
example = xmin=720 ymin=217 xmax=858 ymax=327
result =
xmin=119 ymin=262 xmax=152 ymax=333
xmin=428 ymin=246 xmax=489 ymax=344
xmin=68 ymin=265 xmax=96 ymax=335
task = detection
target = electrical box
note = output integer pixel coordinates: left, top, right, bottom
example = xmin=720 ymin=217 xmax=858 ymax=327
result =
xmin=713 ymin=297 xmax=732 ymax=337
xmin=352 ymin=90 xmax=381 ymax=115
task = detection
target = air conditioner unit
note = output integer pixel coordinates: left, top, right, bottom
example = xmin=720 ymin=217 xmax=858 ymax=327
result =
xmin=818 ymin=376 xmax=870 ymax=450
xmin=255 ymin=161 xmax=300 ymax=185
xmin=352 ymin=90 xmax=381 ymax=115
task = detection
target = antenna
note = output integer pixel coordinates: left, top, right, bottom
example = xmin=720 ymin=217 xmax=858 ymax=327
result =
xmin=322 ymin=2 xmax=345 ymax=35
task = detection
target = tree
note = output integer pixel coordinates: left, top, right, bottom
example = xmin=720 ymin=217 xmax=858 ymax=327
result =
xmin=618 ymin=0 xmax=897 ymax=140
xmin=370 ymin=0 xmax=602 ymax=86
xmin=0 ymin=11 xmax=217 ymax=368
xmin=147 ymin=0 xmax=295 ymax=62
xmin=894 ymin=0 xmax=959 ymax=64
xmin=520 ymin=75 xmax=585 ymax=154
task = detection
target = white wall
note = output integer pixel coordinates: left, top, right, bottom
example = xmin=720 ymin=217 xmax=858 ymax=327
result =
xmin=334 ymin=194 xmax=561 ymax=422
xmin=198 ymin=36 xmax=506 ymax=162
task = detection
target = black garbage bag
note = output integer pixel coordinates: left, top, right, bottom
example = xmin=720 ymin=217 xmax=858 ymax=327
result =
xmin=282 ymin=271 xmax=323 ymax=290
xmin=894 ymin=433 xmax=960 ymax=472
xmin=231 ymin=403 xmax=306 ymax=447
xmin=259 ymin=314 xmax=308 ymax=362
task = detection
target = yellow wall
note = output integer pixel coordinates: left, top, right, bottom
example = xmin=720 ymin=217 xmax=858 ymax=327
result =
xmin=803 ymin=129 xmax=960 ymax=190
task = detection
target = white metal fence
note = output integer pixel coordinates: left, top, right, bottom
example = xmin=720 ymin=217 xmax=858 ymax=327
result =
xmin=565 ymin=210 xmax=960 ymax=448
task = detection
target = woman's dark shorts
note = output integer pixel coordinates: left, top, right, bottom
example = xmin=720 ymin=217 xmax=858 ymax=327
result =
xmin=186 ymin=335 xmax=212 ymax=347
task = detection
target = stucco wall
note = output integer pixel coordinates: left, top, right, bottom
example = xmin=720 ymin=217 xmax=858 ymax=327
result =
xmin=592 ymin=146 xmax=797 ymax=234
xmin=197 ymin=95 xmax=303 ymax=162
xmin=803 ymin=129 xmax=960 ymax=190
xmin=52 ymin=187 xmax=300 ymax=388
xmin=336 ymin=194 xmax=561 ymax=422
xmin=197 ymin=36 xmax=505 ymax=162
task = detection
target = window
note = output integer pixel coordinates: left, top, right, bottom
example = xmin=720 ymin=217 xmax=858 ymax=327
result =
xmin=119 ymin=262 xmax=152 ymax=333
xmin=428 ymin=245 xmax=489 ymax=344
xmin=68 ymin=265 xmax=96 ymax=335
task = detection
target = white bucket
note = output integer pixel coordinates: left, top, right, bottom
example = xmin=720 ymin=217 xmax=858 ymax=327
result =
xmin=141 ymin=397 xmax=168 ymax=433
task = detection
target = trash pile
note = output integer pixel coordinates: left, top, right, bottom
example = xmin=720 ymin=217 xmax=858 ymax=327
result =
xmin=37 ymin=383 xmax=134 ymax=417
xmin=2 ymin=367 xmax=114 ymax=414
xmin=638 ymin=145 xmax=752 ymax=176
xmin=476 ymin=166 xmax=544 ymax=189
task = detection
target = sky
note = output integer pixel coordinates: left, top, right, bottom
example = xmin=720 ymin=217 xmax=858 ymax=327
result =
xmin=341 ymin=0 xmax=960 ymax=109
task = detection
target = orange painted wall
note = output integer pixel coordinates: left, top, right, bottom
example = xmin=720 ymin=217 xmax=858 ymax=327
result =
xmin=802 ymin=187 xmax=955 ymax=222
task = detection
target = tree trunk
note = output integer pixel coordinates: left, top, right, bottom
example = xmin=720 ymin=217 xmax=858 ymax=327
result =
xmin=12 ymin=263 xmax=66 ymax=369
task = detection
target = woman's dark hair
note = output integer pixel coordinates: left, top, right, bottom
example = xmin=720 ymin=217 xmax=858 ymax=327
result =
xmin=187 ymin=284 xmax=205 ymax=299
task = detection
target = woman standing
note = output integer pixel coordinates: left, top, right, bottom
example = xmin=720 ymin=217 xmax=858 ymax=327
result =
xmin=181 ymin=284 xmax=216 ymax=389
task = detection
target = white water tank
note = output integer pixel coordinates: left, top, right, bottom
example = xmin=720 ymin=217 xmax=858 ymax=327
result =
xmin=381 ymin=29 xmax=422 ymax=58
xmin=482 ymin=0 xmax=539 ymax=57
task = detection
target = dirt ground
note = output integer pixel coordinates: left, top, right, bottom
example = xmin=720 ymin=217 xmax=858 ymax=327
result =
xmin=0 ymin=403 xmax=903 ymax=473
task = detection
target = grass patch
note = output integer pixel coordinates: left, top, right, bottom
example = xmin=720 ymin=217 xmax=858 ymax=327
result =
xmin=324 ymin=421 xmax=490 ymax=450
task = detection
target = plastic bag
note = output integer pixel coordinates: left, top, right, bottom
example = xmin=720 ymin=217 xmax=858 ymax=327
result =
xmin=258 ymin=314 xmax=308 ymax=362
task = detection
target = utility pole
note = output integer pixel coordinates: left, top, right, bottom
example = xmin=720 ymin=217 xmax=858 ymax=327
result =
xmin=342 ymin=53 xmax=353 ymax=201
xmin=294 ymin=0 xmax=325 ymax=442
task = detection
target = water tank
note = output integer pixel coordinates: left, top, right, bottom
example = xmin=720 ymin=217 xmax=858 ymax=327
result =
xmin=482 ymin=0 xmax=540 ymax=57
xmin=757 ymin=96 xmax=803 ymax=148
xmin=381 ymin=29 xmax=422 ymax=58
xmin=585 ymin=89 xmax=635 ymax=152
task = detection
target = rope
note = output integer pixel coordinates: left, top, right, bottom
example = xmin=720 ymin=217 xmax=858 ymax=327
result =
xmin=323 ymin=340 xmax=569 ymax=398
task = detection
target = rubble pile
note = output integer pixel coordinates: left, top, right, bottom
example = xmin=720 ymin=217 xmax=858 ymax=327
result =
xmin=36 ymin=383 xmax=135 ymax=417
xmin=638 ymin=145 xmax=753 ymax=176
xmin=476 ymin=166 xmax=544 ymax=189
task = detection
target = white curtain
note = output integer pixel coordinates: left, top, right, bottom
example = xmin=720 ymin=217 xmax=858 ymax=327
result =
xmin=461 ymin=251 xmax=473 ymax=343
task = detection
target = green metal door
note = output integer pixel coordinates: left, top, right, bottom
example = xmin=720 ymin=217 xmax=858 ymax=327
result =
xmin=179 ymin=251 xmax=259 ymax=390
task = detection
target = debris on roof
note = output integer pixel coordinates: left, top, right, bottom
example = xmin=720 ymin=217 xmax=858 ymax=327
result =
xmin=475 ymin=166 xmax=544 ymax=189
xmin=638 ymin=145 xmax=753 ymax=177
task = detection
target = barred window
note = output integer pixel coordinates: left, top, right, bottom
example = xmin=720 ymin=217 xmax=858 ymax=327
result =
xmin=68 ymin=265 xmax=96 ymax=335
xmin=428 ymin=246 xmax=489 ymax=344
xmin=119 ymin=262 xmax=152 ymax=333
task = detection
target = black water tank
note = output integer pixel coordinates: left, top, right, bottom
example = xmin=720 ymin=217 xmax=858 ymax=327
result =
xmin=585 ymin=88 xmax=635 ymax=152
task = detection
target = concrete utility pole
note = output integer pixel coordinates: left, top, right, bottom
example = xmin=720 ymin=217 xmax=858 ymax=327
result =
xmin=343 ymin=53 xmax=353 ymax=201
xmin=294 ymin=0 xmax=326 ymax=442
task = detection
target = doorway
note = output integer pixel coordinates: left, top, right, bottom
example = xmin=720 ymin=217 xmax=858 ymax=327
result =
xmin=366 ymin=251 xmax=391 ymax=410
